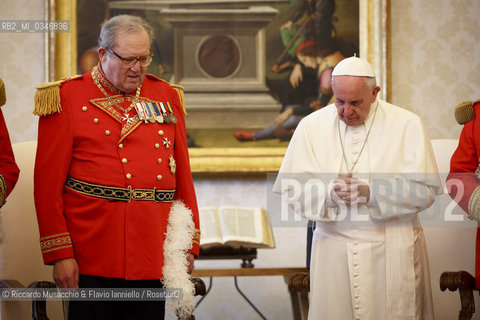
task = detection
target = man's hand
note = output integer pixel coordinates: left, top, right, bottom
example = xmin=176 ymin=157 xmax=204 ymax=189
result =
xmin=187 ymin=253 xmax=195 ymax=275
xmin=289 ymin=63 xmax=303 ymax=88
xmin=331 ymin=173 xmax=370 ymax=206
xmin=53 ymin=258 xmax=79 ymax=288
xmin=280 ymin=20 xmax=293 ymax=31
xmin=274 ymin=108 xmax=294 ymax=127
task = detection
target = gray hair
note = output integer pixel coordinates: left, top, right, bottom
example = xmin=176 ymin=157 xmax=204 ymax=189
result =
xmin=98 ymin=15 xmax=153 ymax=49
xmin=331 ymin=75 xmax=377 ymax=90
xmin=365 ymin=76 xmax=377 ymax=90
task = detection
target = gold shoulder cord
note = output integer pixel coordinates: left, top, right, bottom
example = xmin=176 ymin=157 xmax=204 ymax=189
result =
xmin=468 ymin=186 xmax=480 ymax=221
xmin=455 ymin=101 xmax=476 ymax=125
xmin=0 ymin=174 xmax=6 ymax=208
xmin=0 ymin=78 xmax=6 ymax=107
xmin=170 ymin=84 xmax=187 ymax=115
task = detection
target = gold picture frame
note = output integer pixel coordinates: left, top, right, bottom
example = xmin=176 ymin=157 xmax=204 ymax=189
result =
xmin=47 ymin=0 xmax=390 ymax=176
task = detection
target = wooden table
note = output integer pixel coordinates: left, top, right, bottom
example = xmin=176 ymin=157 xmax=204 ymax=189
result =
xmin=192 ymin=267 xmax=309 ymax=320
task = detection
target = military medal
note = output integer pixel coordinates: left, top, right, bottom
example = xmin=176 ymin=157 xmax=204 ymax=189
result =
xmin=169 ymin=154 xmax=176 ymax=175
xmin=144 ymin=102 xmax=156 ymax=124
xmin=163 ymin=137 xmax=171 ymax=149
xmin=165 ymin=102 xmax=177 ymax=123
xmin=159 ymin=102 xmax=171 ymax=123
xmin=152 ymin=102 xmax=164 ymax=123
xmin=134 ymin=103 xmax=148 ymax=122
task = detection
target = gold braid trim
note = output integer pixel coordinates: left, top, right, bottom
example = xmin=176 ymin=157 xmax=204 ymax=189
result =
xmin=0 ymin=78 xmax=6 ymax=107
xmin=455 ymin=101 xmax=477 ymax=125
xmin=171 ymin=84 xmax=187 ymax=115
xmin=40 ymin=232 xmax=72 ymax=254
xmin=0 ymin=174 xmax=6 ymax=208
xmin=192 ymin=228 xmax=201 ymax=245
xmin=468 ymin=185 xmax=480 ymax=221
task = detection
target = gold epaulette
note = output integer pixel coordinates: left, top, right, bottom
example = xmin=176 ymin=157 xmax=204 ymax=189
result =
xmin=0 ymin=78 xmax=6 ymax=107
xmin=171 ymin=84 xmax=187 ymax=115
xmin=0 ymin=174 xmax=6 ymax=208
xmin=455 ymin=100 xmax=479 ymax=125
xmin=33 ymin=75 xmax=81 ymax=116
xmin=33 ymin=80 xmax=63 ymax=116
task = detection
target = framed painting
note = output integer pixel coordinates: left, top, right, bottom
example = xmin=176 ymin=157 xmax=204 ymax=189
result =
xmin=47 ymin=0 xmax=390 ymax=175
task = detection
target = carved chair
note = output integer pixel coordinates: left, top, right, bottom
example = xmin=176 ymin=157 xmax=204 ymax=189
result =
xmin=432 ymin=139 xmax=479 ymax=319
xmin=286 ymin=220 xmax=312 ymax=320
xmin=440 ymin=271 xmax=477 ymax=320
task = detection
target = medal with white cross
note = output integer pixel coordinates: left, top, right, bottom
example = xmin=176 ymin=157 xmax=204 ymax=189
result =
xmin=122 ymin=112 xmax=134 ymax=124
xmin=163 ymin=137 xmax=171 ymax=149
xmin=169 ymin=154 xmax=176 ymax=175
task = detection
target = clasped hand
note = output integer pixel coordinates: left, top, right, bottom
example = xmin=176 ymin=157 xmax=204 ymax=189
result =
xmin=331 ymin=173 xmax=370 ymax=206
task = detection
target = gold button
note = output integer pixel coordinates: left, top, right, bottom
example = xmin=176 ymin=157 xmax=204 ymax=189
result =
xmin=93 ymin=118 xmax=99 ymax=124
xmin=82 ymin=106 xmax=87 ymax=111
xmin=158 ymin=130 xmax=164 ymax=136
xmin=119 ymin=144 xmax=124 ymax=149
xmin=122 ymin=158 xmax=128 ymax=164
xmin=157 ymin=175 xmax=162 ymax=180
xmin=126 ymin=173 xmax=132 ymax=179
xmin=105 ymin=130 xmax=110 ymax=136
xmin=157 ymin=158 xmax=162 ymax=164
xmin=155 ymin=143 xmax=160 ymax=149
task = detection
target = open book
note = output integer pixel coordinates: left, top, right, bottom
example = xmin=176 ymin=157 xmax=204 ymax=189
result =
xmin=199 ymin=206 xmax=275 ymax=249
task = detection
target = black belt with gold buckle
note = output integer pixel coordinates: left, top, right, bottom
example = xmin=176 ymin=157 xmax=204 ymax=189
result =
xmin=65 ymin=176 xmax=175 ymax=203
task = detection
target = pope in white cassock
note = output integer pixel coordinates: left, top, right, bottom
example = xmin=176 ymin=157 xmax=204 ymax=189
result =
xmin=273 ymin=56 xmax=440 ymax=319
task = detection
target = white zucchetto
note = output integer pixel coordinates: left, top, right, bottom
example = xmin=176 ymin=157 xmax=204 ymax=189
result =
xmin=331 ymin=56 xmax=375 ymax=77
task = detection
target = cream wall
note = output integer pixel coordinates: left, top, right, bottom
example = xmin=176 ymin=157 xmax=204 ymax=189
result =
xmin=390 ymin=0 xmax=480 ymax=140
xmin=1 ymin=0 xmax=480 ymax=320
xmin=0 ymin=0 xmax=43 ymax=143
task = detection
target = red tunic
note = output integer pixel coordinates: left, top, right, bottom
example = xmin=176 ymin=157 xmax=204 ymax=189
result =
xmin=447 ymin=101 xmax=480 ymax=288
xmin=34 ymin=68 xmax=200 ymax=280
xmin=0 ymin=108 xmax=19 ymax=205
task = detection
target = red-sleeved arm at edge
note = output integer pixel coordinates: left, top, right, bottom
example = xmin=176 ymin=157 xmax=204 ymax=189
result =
xmin=447 ymin=119 xmax=479 ymax=214
xmin=0 ymin=109 xmax=19 ymax=201
xmin=447 ymin=116 xmax=480 ymax=289
xmin=34 ymin=88 xmax=75 ymax=265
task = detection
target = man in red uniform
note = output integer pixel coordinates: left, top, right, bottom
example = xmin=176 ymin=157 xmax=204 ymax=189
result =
xmin=0 ymin=78 xmax=19 ymax=209
xmin=447 ymin=99 xmax=480 ymax=288
xmin=34 ymin=15 xmax=200 ymax=319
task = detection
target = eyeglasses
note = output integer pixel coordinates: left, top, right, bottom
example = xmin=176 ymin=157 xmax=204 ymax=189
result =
xmin=106 ymin=48 xmax=154 ymax=68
